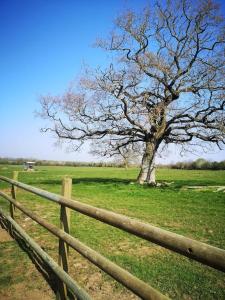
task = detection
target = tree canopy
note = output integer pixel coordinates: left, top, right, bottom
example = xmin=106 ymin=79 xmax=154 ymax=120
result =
xmin=39 ymin=0 xmax=225 ymax=184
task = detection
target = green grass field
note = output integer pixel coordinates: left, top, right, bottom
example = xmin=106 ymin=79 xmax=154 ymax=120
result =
xmin=0 ymin=165 xmax=225 ymax=299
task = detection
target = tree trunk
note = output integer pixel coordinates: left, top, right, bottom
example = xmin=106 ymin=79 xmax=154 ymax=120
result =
xmin=137 ymin=142 xmax=156 ymax=185
xmin=146 ymin=158 xmax=156 ymax=184
xmin=124 ymin=158 xmax=128 ymax=170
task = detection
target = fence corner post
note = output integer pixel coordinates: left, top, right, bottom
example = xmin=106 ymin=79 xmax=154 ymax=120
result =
xmin=57 ymin=176 xmax=72 ymax=300
xmin=10 ymin=171 xmax=18 ymax=219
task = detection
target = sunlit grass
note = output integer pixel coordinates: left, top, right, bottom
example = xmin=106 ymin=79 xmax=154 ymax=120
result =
xmin=0 ymin=165 xmax=225 ymax=299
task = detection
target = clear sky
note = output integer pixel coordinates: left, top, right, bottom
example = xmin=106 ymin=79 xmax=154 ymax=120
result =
xmin=0 ymin=0 xmax=224 ymax=163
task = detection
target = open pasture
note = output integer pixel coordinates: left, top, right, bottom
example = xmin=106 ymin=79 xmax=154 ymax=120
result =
xmin=0 ymin=165 xmax=225 ymax=299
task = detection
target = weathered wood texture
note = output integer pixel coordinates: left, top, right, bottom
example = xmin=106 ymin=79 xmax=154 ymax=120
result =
xmin=10 ymin=171 xmax=18 ymax=219
xmin=58 ymin=177 xmax=72 ymax=300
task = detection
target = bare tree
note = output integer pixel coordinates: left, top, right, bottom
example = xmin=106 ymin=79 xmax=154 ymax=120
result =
xmin=90 ymin=140 xmax=143 ymax=169
xmin=114 ymin=145 xmax=141 ymax=169
xmin=39 ymin=0 xmax=225 ymax=185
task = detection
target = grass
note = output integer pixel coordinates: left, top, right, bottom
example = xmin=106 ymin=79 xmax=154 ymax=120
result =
xmin=0 ymin=241 xmax=30 ymax=287
xmin=0 ymin=165 xmax=225 ymax=299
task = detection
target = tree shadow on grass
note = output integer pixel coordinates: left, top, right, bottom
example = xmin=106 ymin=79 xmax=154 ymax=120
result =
xmin=0 ymin=217 xmax=76 ymax=300
xmin=34 ymin=178 xmax=195 ymax=191
xmin=73 ymin=177 xmax=132 ymax=185
xmin=26 ymin=177 xmax=217 ymax=192
xmin=38 ymin=177 xmax=132 ymax=186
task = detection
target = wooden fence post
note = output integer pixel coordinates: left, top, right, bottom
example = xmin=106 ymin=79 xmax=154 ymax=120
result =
xmin=57 ymin=177 xmax=72 ymax=300
xmin=10 ymin=171 xmax=18 ymax=219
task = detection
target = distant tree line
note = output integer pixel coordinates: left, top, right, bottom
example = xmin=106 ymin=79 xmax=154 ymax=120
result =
xmin=0 ymin=157 xmax=125 ymax=168
xmin=158 ymin=158 xmax=225 ymax=170
xmin=0 ymin=157 xmax=224 ymax=170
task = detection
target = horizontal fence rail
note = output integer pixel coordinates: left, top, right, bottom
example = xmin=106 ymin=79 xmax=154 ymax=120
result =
xmin=0 ymin=190 xmax=168 ymax=300
xmin=0 ymin=176 xmax=225 ymax=273
xmin=0 ymin=208 xmax=91 ymax=300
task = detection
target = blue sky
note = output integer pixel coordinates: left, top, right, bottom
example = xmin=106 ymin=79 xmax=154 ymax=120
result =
xmin=0 ymin=0 xmax=224 ymax=163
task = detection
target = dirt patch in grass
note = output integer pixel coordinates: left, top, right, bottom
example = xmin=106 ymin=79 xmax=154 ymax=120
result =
xmin=0 ymin=228 xmax=14 ymax=242
xmin=0 ymin=282 xmax=53 ymax=300
xmin=134 ymin=245 xmax=166 ymax=257
xmin=84 ymin=271 xmax=138 ymax=300
xmin=1 ymin=188 xmax=11 ymax=193
xmin=111 ymin=239 xmax=167 ymax=258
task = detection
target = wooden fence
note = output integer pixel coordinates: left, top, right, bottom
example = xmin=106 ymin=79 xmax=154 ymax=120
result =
xmin=0 ymin=172 xmax=225 ymax=300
